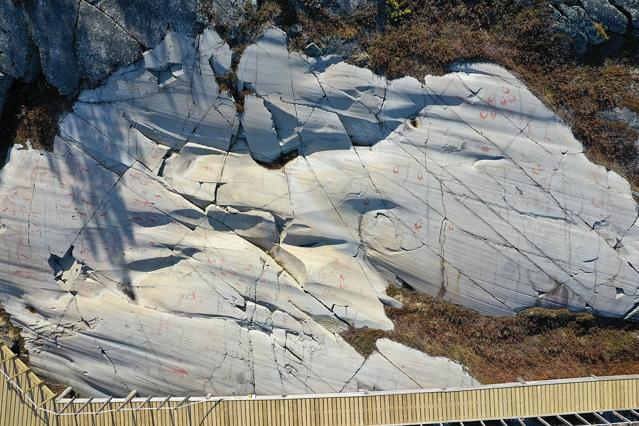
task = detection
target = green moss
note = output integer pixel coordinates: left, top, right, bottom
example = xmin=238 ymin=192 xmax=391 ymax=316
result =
xmin=387 ymin=0 xmax=412 ymax=22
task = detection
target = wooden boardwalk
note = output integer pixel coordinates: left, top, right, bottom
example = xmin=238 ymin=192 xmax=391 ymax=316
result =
xmin=1 ymin=343 xmax=638 ymax=426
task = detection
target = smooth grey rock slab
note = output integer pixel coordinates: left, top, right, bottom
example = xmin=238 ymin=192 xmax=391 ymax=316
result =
xmin=28 ymin=0 xmax=80 ymax=95
xmin=75 ymin=1 xmax=142 ymax=84
xmin=1 ymin=28 xmax=638 ymax=398
xmin=200 ymin=29 xmax=232 ymax=76
xmin=242 ymin=95 xmax=283 ymax=163
xmin=349 ymin=339 xmax=478 ymax=391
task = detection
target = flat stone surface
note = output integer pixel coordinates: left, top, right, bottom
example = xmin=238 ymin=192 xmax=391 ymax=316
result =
xmin=349 ymin=339 xmax=478 ymax=390
xmin=0 ymin=28 xmax=637 ymax=397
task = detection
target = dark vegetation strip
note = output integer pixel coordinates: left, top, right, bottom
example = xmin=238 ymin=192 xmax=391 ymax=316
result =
xmin=342 ymin=286 xmax=639 ymax=384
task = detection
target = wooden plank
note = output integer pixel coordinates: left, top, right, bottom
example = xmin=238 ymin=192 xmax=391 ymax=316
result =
xmin=3 ymin=337 xmax=639 ymax=426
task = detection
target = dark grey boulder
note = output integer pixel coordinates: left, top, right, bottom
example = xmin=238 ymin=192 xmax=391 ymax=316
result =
xmin=0 ymin=1 xmax=39 ymax=81
xmin=201 ymin=0 xmax=248 ymax=26
xmin=28 ymin=0 xmax=80 ymax=95
xmin=611 ymin=0 xmax=639 ymax=29
xmin=581 ymin=0 xmax=628 ymax=33
xmin=304 ymin=42 xmax=322 ymax=57
xmin=75 ymin=1 xmax=142 ymax=84
xmin=551 ymin=4 xmax=606 ymax=53
xmin=336 ymin=0 xmax=367 ymax=14
xmin=0 ymin=73 xmax=12 ymax=116
xmin=94 ymin=0 xmax=198 ymax=48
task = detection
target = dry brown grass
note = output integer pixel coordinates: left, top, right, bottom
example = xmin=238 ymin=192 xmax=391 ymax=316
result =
xmin=0 ymin=307 xmax=24 ymax=349
xmin=0 ymin=76 xmax=70 ymax=166
xmin=342 ymin=286 xmax=639 ymax=384
xmin=260 ymin=0 xmax=639 ymax=190
xmin=361 ymin=2 xmax=639 ymax=189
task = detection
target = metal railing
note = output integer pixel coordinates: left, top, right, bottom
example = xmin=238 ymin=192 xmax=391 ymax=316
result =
xmin=1 ymin=342 xmax=638 ymax=426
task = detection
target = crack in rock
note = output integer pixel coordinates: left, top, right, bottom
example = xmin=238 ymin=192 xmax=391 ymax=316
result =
xmin=0 ymin=27 xmax=637 ymax=396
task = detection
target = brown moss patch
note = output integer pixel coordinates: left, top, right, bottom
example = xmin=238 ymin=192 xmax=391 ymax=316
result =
xmin=341 ymin=286 xmax=639 ymax=384
xmin=0 ymin=76 xmax=70 ymax=167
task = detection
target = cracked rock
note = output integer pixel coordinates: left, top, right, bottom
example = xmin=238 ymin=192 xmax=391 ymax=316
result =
xmin=549 ymin=0 xmax=639 ymax=52
xmin=28 ymin=0 xmax=80 ymax=95
xmin=0 ymin=0 xmax=198 ymax=94
xmin=0 ymin=28 xmax=637 ymax=397
xmin=75 ymin=1 xmax=142 ymax=84
xmin=0 ymin=72 xmax=11 ymax=115
xmin=581 ymin=0 xmax=628 ymax=33
xmin=0 ymin=1 xmax=39 ymax=80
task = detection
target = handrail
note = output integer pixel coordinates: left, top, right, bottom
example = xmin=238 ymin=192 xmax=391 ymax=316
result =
xmin=1 ymin=341 xmax=638 ymax=426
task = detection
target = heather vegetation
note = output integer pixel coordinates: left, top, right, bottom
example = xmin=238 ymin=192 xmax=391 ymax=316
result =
xmin=214 ymin=0 xmax=639 ymax=191
xmin=342 ymin=286 xmax=639 ymax=383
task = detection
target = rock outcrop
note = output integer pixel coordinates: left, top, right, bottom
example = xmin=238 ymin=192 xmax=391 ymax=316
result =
xmin=0 ymin=0 xmax=197 ymax=96
xmin=0 ymin=27 xmax=637 ymax=396
xmin=550 ymin=0 xmax=638 ymax=52
xmin=0 ymin=73 xmax=11 ymax=114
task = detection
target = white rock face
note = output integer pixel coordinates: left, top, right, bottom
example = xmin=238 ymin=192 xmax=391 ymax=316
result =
xmin=0 ymin=27 xmax=637 ymax=396
xmin=350 ymin=339 xmax=478 ymax=390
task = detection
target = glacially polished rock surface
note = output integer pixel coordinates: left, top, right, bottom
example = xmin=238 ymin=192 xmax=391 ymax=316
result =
xmin=0 ymin=27 xmax=637 ymax=396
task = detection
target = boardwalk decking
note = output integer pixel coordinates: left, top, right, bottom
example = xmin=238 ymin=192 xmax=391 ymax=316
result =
xmin=2 ymin=343 xmax=638 ymax=426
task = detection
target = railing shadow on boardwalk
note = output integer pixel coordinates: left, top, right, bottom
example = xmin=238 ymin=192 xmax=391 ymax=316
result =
xmin=2 ymin=342 xmax=639 ymax=426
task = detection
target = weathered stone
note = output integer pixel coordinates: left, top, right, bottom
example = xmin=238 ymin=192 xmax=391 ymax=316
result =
xmin=0 ymin=73 xmax=12 ymax=116
xmin=94 ymin=0 xmax=197 ymax=48
xmin=601 ymin=106 xmax=639 ymax=131
xmin=28 ymin=0 xmax=80 ymax=95
xmin=0 ymin=1 xmax=39 ymax=80
xmin=551 ymin=4 xmax=606 ymax=53
xmin=75 ymin=1 xmax=142 ymax=83
xmin=202 ymin=0 xmax=250 ymax=26
xmin=611 ymin=0 xmax=639 ymax=29
xmin=549 ymin=0 xmax=639 ymax=51
xmin=581 ymin=0 xmax=628 ymax=33
xmin=0 ymin=29 xmax=638 ymax=398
